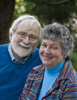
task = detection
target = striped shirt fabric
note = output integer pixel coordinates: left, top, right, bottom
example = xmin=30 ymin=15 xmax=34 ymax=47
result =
xmin=20 ymin=60 xmax=77 ymax=100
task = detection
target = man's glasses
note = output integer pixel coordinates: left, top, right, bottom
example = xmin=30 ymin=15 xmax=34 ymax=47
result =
xmin=16 ymin=32 xmax=38 ymax=42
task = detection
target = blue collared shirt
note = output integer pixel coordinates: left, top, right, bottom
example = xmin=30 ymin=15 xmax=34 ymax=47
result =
xmin=8 ymin=44 xmax=29 ymax=64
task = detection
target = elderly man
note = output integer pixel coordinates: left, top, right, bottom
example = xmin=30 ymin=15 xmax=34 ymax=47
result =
xmin=0 ymin=15 xmax=42 ymax=100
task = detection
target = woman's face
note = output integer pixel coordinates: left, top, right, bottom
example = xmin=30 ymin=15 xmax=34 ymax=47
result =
xmin=40 ymin=39 xmax=65 ymax=69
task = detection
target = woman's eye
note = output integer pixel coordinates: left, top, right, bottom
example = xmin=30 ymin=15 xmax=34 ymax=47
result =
xmin=41 ymin=44 xmax=46 ymax=47
xmin=53 ymin=47 xmax=57 ymax=49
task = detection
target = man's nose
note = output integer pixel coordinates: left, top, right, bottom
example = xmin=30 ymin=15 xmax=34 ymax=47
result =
xmin=23 ymin=36 xmax=30 ymax=44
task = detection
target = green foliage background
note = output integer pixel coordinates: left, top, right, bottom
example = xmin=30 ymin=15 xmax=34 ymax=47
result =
xmin=71 ymin=52 xmax=77 ymax=71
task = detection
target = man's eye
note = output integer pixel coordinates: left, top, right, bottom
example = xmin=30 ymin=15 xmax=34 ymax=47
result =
xmin=30 ymin=36 xmax=35 ymax=39
xmin=30 ymin=36 xmax=37 ymax=40
xmin=20 ymin=33 xmax=25 ymax=36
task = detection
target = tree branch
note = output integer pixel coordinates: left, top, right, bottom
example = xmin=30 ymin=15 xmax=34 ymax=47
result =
xmin=43 ymin=0 xmax=73 ymax=6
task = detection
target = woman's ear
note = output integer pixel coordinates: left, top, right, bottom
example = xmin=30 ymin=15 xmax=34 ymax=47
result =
xmin=64 ymin=55 xmax=67 ymax=59
xmin=63 ymin=55 xmax=67 ymax=60
xmin=65 ymin=56 xmax=70 ymax=61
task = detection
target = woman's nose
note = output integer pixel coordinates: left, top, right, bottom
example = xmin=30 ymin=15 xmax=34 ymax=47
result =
xmin=44 ymin=47 xmax=51 ymax=54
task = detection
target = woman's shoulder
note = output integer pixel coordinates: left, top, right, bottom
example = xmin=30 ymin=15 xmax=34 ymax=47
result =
xmin=27 ymin=64 xmax=45 ymax=78
xmin=33 ymin=64 xmax=44 ymax=70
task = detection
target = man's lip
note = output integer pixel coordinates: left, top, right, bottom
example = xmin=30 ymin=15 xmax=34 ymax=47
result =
xmin=19 ymin=45 xmax=30 ymax=49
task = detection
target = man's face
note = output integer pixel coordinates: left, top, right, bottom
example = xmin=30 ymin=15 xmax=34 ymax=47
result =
xmin=10 ymin=19 xmax=39 ymax=60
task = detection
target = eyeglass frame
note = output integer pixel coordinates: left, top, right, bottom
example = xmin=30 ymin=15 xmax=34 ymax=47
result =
xmin=16 ymin=32 xmax=39 ymax=43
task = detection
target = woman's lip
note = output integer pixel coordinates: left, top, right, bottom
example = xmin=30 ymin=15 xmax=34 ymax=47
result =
xmin=43 ymin=55 xmax=53 ymax=59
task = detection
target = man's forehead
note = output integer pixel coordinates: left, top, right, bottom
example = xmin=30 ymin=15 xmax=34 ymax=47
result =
xmin=17 ymin=19 xmax=38 ymax=30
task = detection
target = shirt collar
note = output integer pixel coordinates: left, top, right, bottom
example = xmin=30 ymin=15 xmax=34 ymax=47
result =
xmin=58 ymin=60 xmax=73 ymax=80
xmin=33 ymin=60 xmax=73 ymax=80
xmin=45 ymin=61 xmax=65 ymax=75
xmin=8 ymin=43 xmax=30 ymax=64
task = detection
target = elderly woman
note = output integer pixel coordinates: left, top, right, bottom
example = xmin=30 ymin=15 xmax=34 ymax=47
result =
xmin=20 ymin=22 xmax=77 ymax=100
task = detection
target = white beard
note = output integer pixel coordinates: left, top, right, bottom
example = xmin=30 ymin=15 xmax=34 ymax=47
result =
xmin=11 ymin=41 xmax=35 ymax=58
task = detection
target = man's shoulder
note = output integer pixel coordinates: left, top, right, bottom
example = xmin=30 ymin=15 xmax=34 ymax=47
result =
xmin=0 ymin=43 xmax=9 ymax=48
xmin=0 ymin=43 xmax=9 ymax=52
xmin=34 ymin=48 xmax=39 ymax=53
xmin=31 ymin=48 xmax=39 ymax=56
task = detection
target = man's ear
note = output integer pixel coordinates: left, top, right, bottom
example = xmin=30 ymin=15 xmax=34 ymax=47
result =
xmin=9 ymin=34 xmax=12 ymax=42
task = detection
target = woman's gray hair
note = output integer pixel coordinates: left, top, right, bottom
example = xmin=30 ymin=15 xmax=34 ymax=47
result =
xmin=9 ymin=15 xmax=42 ymax=39
xmin=43 ymin=22 xmax=75 ymax=60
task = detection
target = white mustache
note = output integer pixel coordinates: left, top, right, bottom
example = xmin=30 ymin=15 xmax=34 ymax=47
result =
xmin=19 ymin=42 xmax=31 ymax=48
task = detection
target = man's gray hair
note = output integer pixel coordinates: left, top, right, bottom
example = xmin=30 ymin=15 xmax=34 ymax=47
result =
xmin=43 ymin=22 xmax=75 ymax=60
xmin=9 ymin=15 xmax=42 ymax=39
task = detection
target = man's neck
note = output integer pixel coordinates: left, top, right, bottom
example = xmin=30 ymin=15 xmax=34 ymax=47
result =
xmin=11 ymin=48 xmax=28 ymax=61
